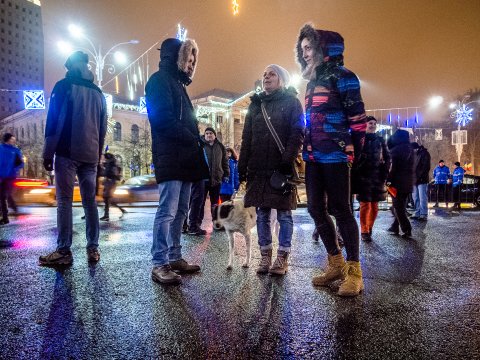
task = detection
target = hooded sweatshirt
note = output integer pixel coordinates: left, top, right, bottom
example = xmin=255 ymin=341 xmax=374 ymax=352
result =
xmin=43 ymin=62 xmax=107 ymax=164
xmin=296 ymin=24 xmax=366 ymax=163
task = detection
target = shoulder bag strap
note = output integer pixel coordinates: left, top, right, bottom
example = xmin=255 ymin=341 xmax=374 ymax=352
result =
xmin=260 ymin=102 xmax=285 ymax=154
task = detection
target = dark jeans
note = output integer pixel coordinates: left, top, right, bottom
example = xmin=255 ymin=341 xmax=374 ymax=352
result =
xmin=305 ymin=162 xmax=359 ymax=262
xmin=199 ymin=181 xmax=221 ymax=224
xmin=435 ymin=183 xmax=449 ymax=205
xmin=187 ymin=180 xmax=206 ymax=231
xmin=452 ymin=185 xmax=461 ymax=205
xmin=0 ymin=177 xmax=15 ymax=221
xmin=390 ymin=192 xmax=412 ymax=234
xmin=220 ymin=194 xmax=233 ymax=202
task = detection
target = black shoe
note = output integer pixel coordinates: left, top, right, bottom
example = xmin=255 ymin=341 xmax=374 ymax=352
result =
xmin=433 ymin=203 xmax=439 ymax=208
xmin=417 ymin=216 xmax=427 ymax=221
xmin=169 ymin=258 xmax=201 ymax=274
xmin=387 ymin=227 xmax=399 ymax=235
xmin=100 ymin=215 xmax=109 ymax=221
xmin=81 ymin=215 xmax=86 ymax=220
xmin=188 ymin=229 xmax=206 ymax=236
xmin=0 ymin=218 xmax=9 ymax=225
xmin=361 ymin=233 xmax=372 ymax=242
xmin=409 ymin=215 xmax=420 ymax=220
xmin=401 ymin=231 xmax=412 ymax=239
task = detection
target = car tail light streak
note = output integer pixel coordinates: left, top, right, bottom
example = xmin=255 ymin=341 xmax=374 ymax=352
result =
xmin=14 ymin=180 xmax=49 ymax=187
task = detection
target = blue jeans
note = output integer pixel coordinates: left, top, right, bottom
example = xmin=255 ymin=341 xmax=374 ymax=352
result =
xmin=412 ymin=183 xmax=428 ymax=217
xmin=256 ymin=207 xmax=293 ymax=253
xmin=151 ymin=180 xmax=192 ymax=266
xmin=55 ymin=156 xmax=99 ymax=252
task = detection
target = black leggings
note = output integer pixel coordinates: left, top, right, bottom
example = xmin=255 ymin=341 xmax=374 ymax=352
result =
xmin=306 ymin=162 xmax=359 ymax=262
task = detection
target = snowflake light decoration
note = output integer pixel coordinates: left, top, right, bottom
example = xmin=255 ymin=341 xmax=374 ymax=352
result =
xmin=176 ymin=24 xmax=187 ymax=41
xmin=232 ymin=0 xmax=239 ymax=15
xmin=454 ymin=104 xmax=474 ymax=127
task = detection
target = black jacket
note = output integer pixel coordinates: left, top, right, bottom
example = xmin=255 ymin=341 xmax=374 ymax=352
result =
xmin=145 ymin=42 xmax=209 ymax=184
xmin=387 ymin=130 xmax=415 ymax=194
xmin=238 ymin=87 xmax=305 ymax=210
xmin=414 ymin=146 xmax=431 ymax=185
xmin=202 ymin=137 xmax=229 ymax=187
xmin=354 ymin=133 xmax=390 ymax=202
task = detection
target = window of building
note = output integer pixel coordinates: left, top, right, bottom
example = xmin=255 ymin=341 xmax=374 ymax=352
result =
xmin=113 ymin=122 xmax=122 ymax=141
xmin=131 ymin=124 xmax=139 ymax=143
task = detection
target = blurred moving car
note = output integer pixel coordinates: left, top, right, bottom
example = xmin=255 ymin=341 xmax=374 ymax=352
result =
xmin=112 ymin=174 xmax=158 ymax=204
xmin=428 ymin=174 xmax=480 ymax=207
xmin=12 ymin=178 xmax=56 ymax=206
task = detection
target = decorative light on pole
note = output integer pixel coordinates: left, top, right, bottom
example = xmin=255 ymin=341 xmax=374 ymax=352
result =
xmin=450 ymin=95 xmax=478 ymax=162
xmin=58 ymin=24 xmax=139 ymax=89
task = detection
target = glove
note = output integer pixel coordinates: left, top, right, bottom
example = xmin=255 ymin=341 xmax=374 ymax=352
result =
xmin=223 ymin=177 xmax=229 ymax=183
xmin=278 ymin=162 xmax=293 ymax=177
xmin=43 ymin=158 xmax=54 ymax=172
xmin=239 ymin=173 xmax=247 ymax=183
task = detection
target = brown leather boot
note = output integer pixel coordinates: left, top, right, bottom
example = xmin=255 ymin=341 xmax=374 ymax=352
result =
xmin=256 ymin=249 xmax=272 ymax=274
xmin=312 ymin=253 xmax=346 ymax=286
xmin=269 ymin=250 xmax=289 ymax=276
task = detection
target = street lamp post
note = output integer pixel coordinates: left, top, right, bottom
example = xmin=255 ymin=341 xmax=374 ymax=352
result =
xmin=59 ymin=25 xmax=139 ymax=88
xmin=450 ymin=95 xmax=477 ymax=162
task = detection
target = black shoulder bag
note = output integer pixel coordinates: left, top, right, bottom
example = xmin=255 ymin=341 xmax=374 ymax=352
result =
xmin=260 ymin=103 xmax=299 ymax=194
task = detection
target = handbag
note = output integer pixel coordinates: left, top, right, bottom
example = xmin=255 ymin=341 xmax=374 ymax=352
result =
xmin=260 ymin=103 xmax=297 ymax=193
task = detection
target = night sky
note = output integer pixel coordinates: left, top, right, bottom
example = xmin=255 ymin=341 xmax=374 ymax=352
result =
xmin=42 ymin=0 xmax=480 ymax=115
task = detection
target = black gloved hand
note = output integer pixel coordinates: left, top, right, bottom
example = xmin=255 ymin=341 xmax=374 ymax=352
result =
xmin=278 ymin=162 xmax=293 ymax=177
xmin=239 ymin=173 xmax=247 ymax=183
xmin=43 ymin=158 xmax=53 ymax=172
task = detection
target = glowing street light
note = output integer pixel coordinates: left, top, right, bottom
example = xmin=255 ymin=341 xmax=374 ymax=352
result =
xmin=428 ymin=95 xmax=444 ymax=108
xmin=58 ymin=24 xmax=139 ymax=88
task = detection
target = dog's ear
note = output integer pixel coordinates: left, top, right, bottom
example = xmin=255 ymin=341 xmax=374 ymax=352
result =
xmin=219 ymin=204 xmax=234 ymax=219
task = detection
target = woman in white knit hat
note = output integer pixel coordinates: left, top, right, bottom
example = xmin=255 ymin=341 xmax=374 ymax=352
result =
xmin=238 ymin=65 xmax=305 ymax=276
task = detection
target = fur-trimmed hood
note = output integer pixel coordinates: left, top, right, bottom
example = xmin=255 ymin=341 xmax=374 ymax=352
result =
xmin=158 ymin=38 xmax=198 ymax=84
xmin=295 ymin=23 xmax=344 ymax=71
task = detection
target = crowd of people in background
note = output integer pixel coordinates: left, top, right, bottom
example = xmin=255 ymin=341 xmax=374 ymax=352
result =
xmin=0 ymin=22 xmax=472 ymax=299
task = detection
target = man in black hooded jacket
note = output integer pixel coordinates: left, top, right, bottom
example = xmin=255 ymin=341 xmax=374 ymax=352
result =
xmin=145 ymin=37 xmax=209 ymax=285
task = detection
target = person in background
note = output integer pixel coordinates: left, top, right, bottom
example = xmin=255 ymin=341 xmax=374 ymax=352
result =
xmin=100 ymin=153 xmax=126 ymax=221
xmin=188 ymin=127 xmax=229 ymax=236
xmin=0 ymin=133 xmax=24 ymax=225
xmin=39 ymin=51 xmax=107 ymax=266
xmin=145 ymin=37 xmax=209 ymax=285
xmin=386 ymin=129 xmax=414 ymax=238
xmin=410 ymin=142 xmax=431 ymax=221
xmin=433 ymin=160 xmax=450 ymax=208
xmin=296 ymin=23 xmax=367 ymax=296
xmin=219 ymin=147 xmax=240 ymax=202
xmin=354 ymin=116 xmax=390 ymax=242
xmin=238 ymin=64 xmax=305 ymax=276
xmin=451 ymin=161 xmax=465 ymax=210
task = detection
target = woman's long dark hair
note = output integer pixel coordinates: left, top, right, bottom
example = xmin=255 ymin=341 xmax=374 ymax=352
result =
xmin=226 ymin=147 xmax=238 ymax=161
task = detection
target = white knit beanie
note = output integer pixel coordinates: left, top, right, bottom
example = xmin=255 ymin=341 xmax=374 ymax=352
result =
xmin=266 ymin=64 xmax=290 ymax=87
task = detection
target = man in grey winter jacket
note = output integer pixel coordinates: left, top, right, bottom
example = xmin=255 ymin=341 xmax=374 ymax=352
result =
xmin=39 ymin=51 xmax=107 ymax=267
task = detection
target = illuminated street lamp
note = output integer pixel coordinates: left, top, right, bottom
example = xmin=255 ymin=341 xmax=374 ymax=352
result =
xmin=57 ymin=24 xmax=139 ymax=88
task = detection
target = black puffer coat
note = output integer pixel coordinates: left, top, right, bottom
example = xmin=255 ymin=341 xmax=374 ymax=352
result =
xmin=145 ymin=39 xmax=209 ymax=183
xmin=354 ymin=133 xmax=390 ymax=202
xmin=387 ymin=129 xmax=415 ymax=194
xmin=238 ymin=87 xmax=305 ymax=210
xmin=414 ymin=146 xmax=431 ymax=185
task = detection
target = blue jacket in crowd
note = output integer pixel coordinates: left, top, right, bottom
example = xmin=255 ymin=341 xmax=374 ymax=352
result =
xmin=220 ymin=158 xmax=239 ymax=196
xmin=0 ymin=143 xmax=23 ymax=179
xmin=433 ymin=165 xmax=450 ymax=184
xmin=452 ymin=167 xmax=465 ymax=187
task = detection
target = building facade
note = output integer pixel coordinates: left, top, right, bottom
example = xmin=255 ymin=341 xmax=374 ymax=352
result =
xmin=191 ymin=88 xmax=252 ymax=153
xmin=0 ymin=0 xmax=43 ymax=119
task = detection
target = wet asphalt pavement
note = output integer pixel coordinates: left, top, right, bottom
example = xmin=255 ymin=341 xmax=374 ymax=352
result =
xmin=0 ymin=204 xmax=479 ymax=360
